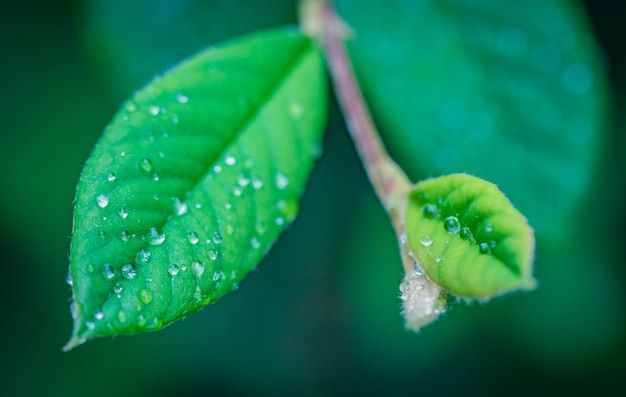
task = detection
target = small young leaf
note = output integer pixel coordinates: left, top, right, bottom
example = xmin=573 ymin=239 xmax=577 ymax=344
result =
xmin=65 ymin=27 xmax=327 ymax=349
xmin=405 ymin=174 xmax=535 ymax=299
xmin=337 ymin=0 xmax=609 ymax=240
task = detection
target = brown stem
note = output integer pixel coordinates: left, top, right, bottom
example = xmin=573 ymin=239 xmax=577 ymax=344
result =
xmin=312 ymin=0 xmax=411 ymax=239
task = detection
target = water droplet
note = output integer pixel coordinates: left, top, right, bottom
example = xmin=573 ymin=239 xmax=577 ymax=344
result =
xmin=225 ymin=156 xmax=236 ymax=166
xmin=98 ymin=230 xmax=107 ymax=239
xmin=120 ymin=230 xmax=130 ymax=241
xmin=153 ymin=173 xmax=160 ymax=181
xmin=251 ymin=237 xmax=261 ymax=250
xmin=96 ymin=194 xmax=109 ymax=208
xmin=276 ymin=173 xmax=289 ymax=189
xmin=484 ymin=224 xmax=493 ymax=233
xmin=420 ymin=234 xmax=433 ymax=247
xmin=176 ymin=93 xmax=189 ymax=104
xmin=489 ymin=240 xmax=497 ymax=250
xmin=121 ymin=263 xmax=138 ymax=279
xmin=213 ymin=232 xmax=222 ymax=244
xmin=118 ymin=207 xmax=129 ymax=219
xmin=209 ymin=250 xmax=218 ymax=261
xmin=86 ymin=264 xmax=94 ymax=273
xmin=147 ymin=227 xmax=165 ymax=245
xmin=140 ymin=158 xmax=153 ymax=173
xmin=187 ymin=232 xmax=199 ymax=245
xmin=107 ymin=173 xmax=116 ymax=182
xmin=192 ymin=261 xmax=205 ymax=277
xmin=135 ymin=249 xmax=151 ymax=264
xmin=255 ymin=222 xmax=266 ymax=235
xmin=289 ymin=101 xmax=304 ymax=118
xmin=172 ymin=197 xmax=188 ymax=216
xmin=212 ymin=272 xmax=221 ymax=282
xmin=66 ymin=272 xmax=73 ymax=286
xmin=138 ymin=289 xmax=153 ymax=304
xmin=137 ymin=315 xmax=146 ymax=327
xmin=443 ymin=216 xmax=461 ymax=234
xmin=460 ymin=227 xmax=476 ymax=243
xmin=224 ymin=202 xmax=232 ymax=210
xmin=86 ymin=321 xmax=95 ymax=331
xmin=275 ymin=217 xmax=285 ymax=226
xmin=421 ymin=203 xmax=438 ymax=219
xmin=233 ymin=187 xmax=242 ymax=197
xmin=252 ymin=178 xmax=263 ymax=189
xmin=194 ymin=203 xmax=202 ymax=209
xmin=94 ymin=309 xmax=104 ymax=320
xmin=113 ymin=282 xmax=123 ymax=295
xmin=153 ymin=194 xmax=160 ymax=201
xmin=168 ymin=264 xmax=180 ymax=276
xmin=479 ymin=242 xmax=492 ymax=254
xmin=149 ymin=106 xmax=160 ymax=116
xmin=117 ymin=311 xmax=127 ymax=323
xmin=213 ymin=165 xmax=222 ymax=173
xmin=120 ymin=151 xmax=126 ymax=157
xmin=238 ymin=176 xmax=251 ymax=187
xmin=125 ymin=101 xmax=137 ymax=112
xmin=101 ymin=263 xmax=115 ymax=279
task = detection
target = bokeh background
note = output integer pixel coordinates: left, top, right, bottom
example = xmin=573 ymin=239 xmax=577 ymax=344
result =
xmin=1 ymin=0 xmax=624 ymax=395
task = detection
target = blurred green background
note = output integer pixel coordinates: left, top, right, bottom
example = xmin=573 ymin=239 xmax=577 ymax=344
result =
xmin=1 ymin=0 xmax=624 ymax=395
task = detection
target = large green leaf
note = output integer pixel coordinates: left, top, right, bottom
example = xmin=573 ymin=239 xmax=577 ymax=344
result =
xmin=65 ymin=28 xmax=327 ymax=349
xmin=405 ymin=174 xmax=535 ymax=298
xmin=336 ymin=0 xmax=609 ymax=241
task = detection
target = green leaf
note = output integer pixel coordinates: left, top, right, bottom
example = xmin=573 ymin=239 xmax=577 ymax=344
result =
xmin=405 ymin=174 xmax=535 ymax=299
xmin=65 ymin=27 xmax=327 ymax=350
xmin=336 ymin=0 xmax=610 ymax=241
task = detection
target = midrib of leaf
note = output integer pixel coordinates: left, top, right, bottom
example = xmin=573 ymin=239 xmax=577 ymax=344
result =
xmin=111 ymin=37 xmax=313 ymax=238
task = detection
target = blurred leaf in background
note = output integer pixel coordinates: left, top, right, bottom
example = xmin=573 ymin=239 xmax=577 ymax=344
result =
xmin=0 ymin=0 xmax=624 ymax=396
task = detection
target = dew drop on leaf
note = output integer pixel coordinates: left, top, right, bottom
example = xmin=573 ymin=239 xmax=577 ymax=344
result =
xmin=460 ymin=226 xmax=476 ymax=243
xmin=225 ymin=156 xmax=236 ymax=166
xmin=118 ymin=207 xmax=129 ymax=219
xmin=176 ymin=93 xmax=189 ymax=104
xmin=149 ymin=106 xmax=161 ymax=116
xmin=135 ymin=249 xmax=151 ymax=265
xmin=139 ymin=158 xmax=153 ymax=173
xmin=172 ymin=197 xmax=188 ymax=216
xmin=192 ymin=261 xmax=205 ymax=277
xmin=209 ymin=250 xmax=218 ymax=261
xmin=138 ymin=289 xmax=153 ymax=304
xmin=117 ymin=311 xmax=127 ymax=323
xmin=420 ymin=234 xmax=433 ymax=247
xmin=96 ymin=194 xmax=109 ymax=208
xmin=147 ymin=228 xmax=165 ymax=245
xmin=443 ymin=216 xmax=461 ymax=234
xmin=276 ymin=173 xmax=289 ymax=189
xmin=187 ymin=232 xmax=199 ymax=245
xmin=121 ymin=264 xmax=138 ymax=279
xmin=168 ymin=264 xmax=180 ymax=276
xmin=421 ymin=203 xmax=438 ymax=219
xmin=107 ymin=173 xmax=116 ymax=182
xmin=101 ymin=263 xmax=115 ymax=280
xmin=479 ymin=242 xmax=492 ymax=254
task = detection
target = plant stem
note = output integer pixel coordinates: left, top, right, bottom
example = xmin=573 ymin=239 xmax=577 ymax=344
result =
xmin=302 ymin=0 xmax=413 ymax=270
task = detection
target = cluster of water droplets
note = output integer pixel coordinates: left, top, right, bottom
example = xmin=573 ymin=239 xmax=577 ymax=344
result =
xmin=399 ymin=236 xmax=445 ymax=331
xmin=420 ymin=202 xmax=496 ymax=255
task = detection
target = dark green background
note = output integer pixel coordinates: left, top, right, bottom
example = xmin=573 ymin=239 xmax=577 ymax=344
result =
xmin=1 ymin=0 xmax=624 ymax=395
